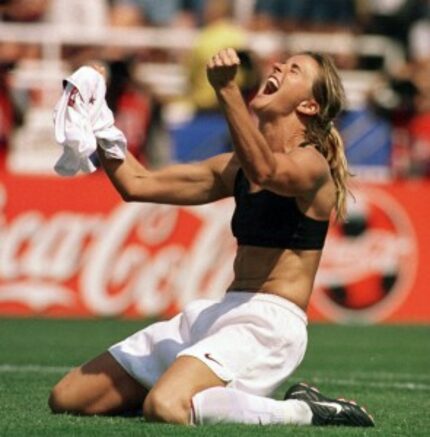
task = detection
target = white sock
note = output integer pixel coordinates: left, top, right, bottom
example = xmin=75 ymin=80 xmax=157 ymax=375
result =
xmin=191 ymin=387 xmax=313 ymax=425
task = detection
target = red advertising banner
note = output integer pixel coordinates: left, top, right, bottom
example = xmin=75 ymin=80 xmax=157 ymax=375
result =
xmin=0 ymin=169 xmax=429 ymax=323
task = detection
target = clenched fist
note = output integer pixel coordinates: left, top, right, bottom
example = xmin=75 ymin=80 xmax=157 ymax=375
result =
xmin=207 ymin=48 xmax=241 ymax=90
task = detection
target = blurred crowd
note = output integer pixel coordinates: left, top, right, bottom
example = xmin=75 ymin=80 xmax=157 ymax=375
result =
xmin=2 ymin=0 xmax=430 ymax=178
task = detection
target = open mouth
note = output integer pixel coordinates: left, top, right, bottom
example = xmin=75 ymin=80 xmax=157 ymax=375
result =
xmin=262 ymin=76 xmax=280 ymax=95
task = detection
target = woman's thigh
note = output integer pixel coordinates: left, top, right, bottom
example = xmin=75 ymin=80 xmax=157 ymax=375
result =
xmin=49 ymin=351 xmax=148 ymax=415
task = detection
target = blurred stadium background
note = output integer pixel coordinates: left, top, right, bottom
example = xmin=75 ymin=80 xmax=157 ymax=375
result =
xmin=1 ymin=0 xmax=430 ymax=324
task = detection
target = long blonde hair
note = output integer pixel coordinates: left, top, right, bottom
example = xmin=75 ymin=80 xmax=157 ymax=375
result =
xmin=303 ymin=52 xmax=350 ymax=221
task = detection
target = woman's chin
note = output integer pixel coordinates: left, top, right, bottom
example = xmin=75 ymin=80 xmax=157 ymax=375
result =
xmin=250 ymin=96 xmax=275 ymax=119
xmin=249 ymin=94 xmax=267 ymax=113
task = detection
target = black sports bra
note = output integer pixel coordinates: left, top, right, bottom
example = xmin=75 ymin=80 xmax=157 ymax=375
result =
xmin=231 ymin=169 xmax=329 ymax=249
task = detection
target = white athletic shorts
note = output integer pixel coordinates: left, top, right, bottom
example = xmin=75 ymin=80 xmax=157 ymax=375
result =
xmin=109 ymin=291 xmax=308 ymax=397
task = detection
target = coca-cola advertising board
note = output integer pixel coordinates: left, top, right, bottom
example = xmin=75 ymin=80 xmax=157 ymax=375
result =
xmin=0 ymin=169 xmax=429 ymax=323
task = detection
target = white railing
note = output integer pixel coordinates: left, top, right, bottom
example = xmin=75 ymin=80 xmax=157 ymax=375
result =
xmin=0 ymin=23 xmax=405 ymax=70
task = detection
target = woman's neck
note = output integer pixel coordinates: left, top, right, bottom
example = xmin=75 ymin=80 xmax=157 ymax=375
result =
xmin=259 ymin=116 xmax=306 ymax=153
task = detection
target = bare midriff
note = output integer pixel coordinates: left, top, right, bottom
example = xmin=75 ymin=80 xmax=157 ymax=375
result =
xmin=227 ymin=245 xmax=323 ymax=311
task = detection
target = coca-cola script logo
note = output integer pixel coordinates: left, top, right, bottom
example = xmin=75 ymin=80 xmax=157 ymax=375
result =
xmin=0 ymin=182 xmax=236 ymax=317
xmin=314 ymin=187 xmax=418 ymax=323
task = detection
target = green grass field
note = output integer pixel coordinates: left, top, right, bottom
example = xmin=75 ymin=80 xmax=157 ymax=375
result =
xmin=0 ymin=318 xmax=429 ymax=436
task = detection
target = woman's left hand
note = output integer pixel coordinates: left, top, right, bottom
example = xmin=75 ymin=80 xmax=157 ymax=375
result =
xmin=207 ymin=48 xmax=241 ymax=91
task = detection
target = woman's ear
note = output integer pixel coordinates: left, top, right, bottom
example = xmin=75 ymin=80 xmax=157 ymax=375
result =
xmin=297 ymin=99 xmax=320 ymax=116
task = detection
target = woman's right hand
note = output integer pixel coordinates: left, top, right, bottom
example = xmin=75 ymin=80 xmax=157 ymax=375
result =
xmin=207 ymin=48 xmax=241 ymax=91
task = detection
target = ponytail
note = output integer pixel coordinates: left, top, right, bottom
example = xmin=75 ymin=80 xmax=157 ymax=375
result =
xmin=303 ymin=52 xmax=351 ymax=222
xmin=324 ymin=126 xmax=350 ymax=221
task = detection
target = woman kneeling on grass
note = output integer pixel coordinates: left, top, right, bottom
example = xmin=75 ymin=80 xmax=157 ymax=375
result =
xmin=48 ymin=48 xmax=374 ymax=427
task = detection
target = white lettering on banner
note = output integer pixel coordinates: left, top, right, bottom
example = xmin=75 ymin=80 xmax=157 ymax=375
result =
xmin=0 ymin=213 xmax=44 ymax=279
xmin=313 ymin=186 xmax=418 ymax=323
xmin=0 ymin=183 xmax=237 ymax=315
xmin=133 ymin=204 xmax=236 ymax=315
xmin=0 ymin=180 xmax=102 ymax=282
xmin=134 ymin=246 xmax=185 ymax=315
xmin=81 ymin=202 xmax=236 ymax=316
xmin=135 ymin=204 xmax=179 ymax=245
xmin=0 ymin=281 xmax=74 ymax=310
xmin=24 ymin=213 xmax=102 ymax=279
xmin=81 ymin=203 xmax=172 ymax=315
xmin=318 ymin=230 xmax=413 ymax=284
xmin=0 ymin=212 xmax=102 ymax=280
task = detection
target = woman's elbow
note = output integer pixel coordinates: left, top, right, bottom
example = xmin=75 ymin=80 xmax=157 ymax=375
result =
xmin=120 ymin=190 xmax=135 ymax=202
xmin=250 ymin=165 xmax=276 ymax=186
xmin=116 ymin=183 xmax=141 ymax=202
xmin=120 ymin=187 xmax=149 ymax=203
xmin=117 ymin=177 xmax=149 ymax=202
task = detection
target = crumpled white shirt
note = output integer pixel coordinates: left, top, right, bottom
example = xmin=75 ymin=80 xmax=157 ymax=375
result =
xmin=53 ymin=65 xmax=127 ymax=176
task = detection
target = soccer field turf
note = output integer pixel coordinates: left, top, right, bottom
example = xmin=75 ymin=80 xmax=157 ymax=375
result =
xmin=0 ymin=319 xmax=429 ymax=436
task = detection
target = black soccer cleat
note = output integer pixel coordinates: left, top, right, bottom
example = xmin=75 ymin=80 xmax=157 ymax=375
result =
xmin=284 ymin=382 xmax=375 ymax=427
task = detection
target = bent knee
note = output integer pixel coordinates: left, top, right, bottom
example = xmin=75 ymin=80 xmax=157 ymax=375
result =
xmin=48 ymin=375 xmax=91 ymax=415
xmin=143 ymin=389 xmax=191 ymax=424
xmin=48 ymin=384 xmax=76 ymax=414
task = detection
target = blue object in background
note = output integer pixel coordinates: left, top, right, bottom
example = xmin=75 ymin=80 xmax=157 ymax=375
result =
xmin=169 ymin=112 xmax=231 ymax=162
xmin=339 ymin=109 xmax=392 ymax=167
xmin=169 ymin=108 xmax=392 ymax=167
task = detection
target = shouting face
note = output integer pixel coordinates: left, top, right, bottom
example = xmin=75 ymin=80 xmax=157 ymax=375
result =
xmin=250 ymin=54 xmax=321 ymax=119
